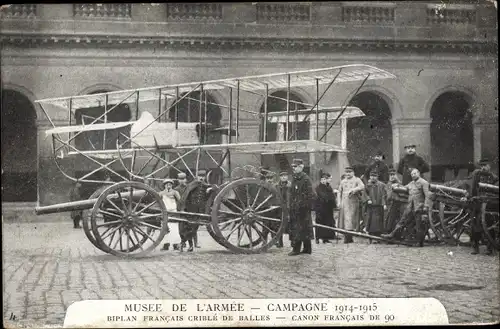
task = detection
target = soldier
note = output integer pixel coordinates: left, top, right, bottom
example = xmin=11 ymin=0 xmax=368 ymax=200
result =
xmin=314 ymin=173 xmax=337 ymax=244
xmin=338 ymin=166 xmax=365 ymax=243
xmin=363 ymin=150 xmax=390 ymax=184
xmin=468 ymin=158 xmax=498 ymax=255
xmin=288 ymin=159 xmax=315 ymax=256
xmin=179 ymin=170 xmax=212 ymax=252
xmin=276 ymin=171 xmax=291 ymax=247
xmin=70 ymin=182 xmax=83 ymax=229
xmin=169 ymin=172 xmax=188 ymax=251
xmin=363 ymin=170 xmax=387 ymax=242
xmin=382 ymin=168 xmax=431 ymax=247
xmin=397 ymin=144 xmax=430 ymax=185
xmin=385 ymin=166 xmax=407 ymax=234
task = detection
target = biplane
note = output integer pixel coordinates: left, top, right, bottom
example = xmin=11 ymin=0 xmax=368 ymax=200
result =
xmin=35 ymin=64 xmax=444 ymax=257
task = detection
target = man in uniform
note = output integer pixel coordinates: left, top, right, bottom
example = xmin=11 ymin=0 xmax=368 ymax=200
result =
xmin=363 ymin=170 xmax=387 ymax=242
xmin=382 ymin=168 xmax=431 ymax=247
xmin=385 ymin=166 xmax=407 ymax=234
xmin=165 ymin=172 xmax=188 ymax=251
xmin=338 ymin=166 xmax=365 ymax=243
xmin=363 ymin=150 xmax=390 ymax=184
xmin=288 ymin=159 xmax=315 ymax=256
xmin=276 ymin=171 xmax=291 ymax=247
xmin=179 ymin=170 xmax=212 ymax=252
xmin=70 ymin=182 xmax=83 ymax=228
xmin=468 ymin=158 xmax=498 ymax=255
xmin=397 ymin=144 xmax=430 ymax=185
xmin=314 ymin=172 xmax=337 ymax=244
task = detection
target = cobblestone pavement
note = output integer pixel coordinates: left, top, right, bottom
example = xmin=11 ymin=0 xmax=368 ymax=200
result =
xmin=3 ymin=221 xmax=499 ymax=327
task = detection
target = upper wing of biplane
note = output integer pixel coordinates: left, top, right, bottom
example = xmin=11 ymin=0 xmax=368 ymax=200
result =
xmin=35 ymin=64 xmax=395 ymax=110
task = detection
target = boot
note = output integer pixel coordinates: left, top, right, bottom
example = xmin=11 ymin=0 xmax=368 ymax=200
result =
xmin=315 ymin=238 xmax=320 ymax=244
xmin=187 ymin=240 xmax=194 ymax=252
xmin=180 ymin=242 xmax=186 ymax=252
xmin=486 ymin=244 xmax=494 ymax=256
xmin=471 ymin=241 xmax=479 ymax=255
xmin=301 ymin=240 xmax=312 ymax=254
xmin=288 ymin=242 xmax=301 ymax=256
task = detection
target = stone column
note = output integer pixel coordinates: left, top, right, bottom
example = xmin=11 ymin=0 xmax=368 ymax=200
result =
xmin=392 ymin=118 xmax=432 ymax=180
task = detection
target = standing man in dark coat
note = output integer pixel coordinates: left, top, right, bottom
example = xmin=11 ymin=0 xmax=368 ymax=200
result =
xmin=276 ymin=171 xmax=291 ymax=247
xmin=397 ymin=144 xmax=430 ymax=185
xmin=314 ymin=173 xmax=337 ymax=244
xmin=467 ymin=158 xmax=498 ymax=255
xmin=179 ymin=169 xmax=212 ymax=252
xmin=288 ymin=158 xmax=315 ymax=256
xmin=70 ymin=182 xmax=83 ymax=229
xmin=363 ymin=151 xmax=390 ymax=184
xmin=363 ymin=170 xmax=387 ymax=242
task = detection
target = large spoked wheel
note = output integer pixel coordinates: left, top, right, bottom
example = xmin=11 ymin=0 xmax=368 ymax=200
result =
xmin=481 ymin=202 xmax=499 ymax=250
xmin=427 ymin=202 xmax=447 ymax=243
xmin=439 ymin=202 xmax=471 ymax=245
xmin=91 ymin=181 xmax=169 ymax=257
xmin=210 ymin=178 xmax=285 ymax=254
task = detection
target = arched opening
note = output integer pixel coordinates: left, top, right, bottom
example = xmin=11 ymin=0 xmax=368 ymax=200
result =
xmin=430 ymin=91 xmax=474 ymax=182
xmin=74 ymin=89 xmax=132 ymax=151
xmin=260 ymin=91 xmax=310 ymax=174
xmin=167 ymin=91 xmax=223 ymax=180
xmin=1 ymin=89 xmax=38 ymax=202
xmin=346 ymin=91 xmax=393 ymax=177
xmin=168 ymin=91 xmax=222 ymax=144
xmin=260 ymin=91 xmax=310 ymax=141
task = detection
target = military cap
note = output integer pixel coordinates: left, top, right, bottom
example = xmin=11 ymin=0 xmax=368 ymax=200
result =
xmin=404 ymin=144 xmax=417 ymax=149
xmin=197 ymin=170 xmax=207 ymax=176
xmin=265 ymin=171 xmax=274 ymax=178
xmin=279 ymin=171 xmax=288 ymax=176
xmin=388 ymin=167 xmax=397 ymax=174
xmin=375 ymin=150 xmax=384 ymax=156
xmin=369 ymin=170 xmax=379 ymax=176
xmin=479 ymin=158 xmax=490 ymax=165
xmin=177 ymin=172 xmax=187 ymax=179
xmin=326 ymin=173 xmax=332 ymax=178
xmin=162 ymin=178 xmax=174 ymax=185
xmin=345 ymin=166 xmax=354 ymax=172
xmin=291 ymin=158 xmax=304 ymax=166
xmin=320 ymin=173 xmax=329 ymax=178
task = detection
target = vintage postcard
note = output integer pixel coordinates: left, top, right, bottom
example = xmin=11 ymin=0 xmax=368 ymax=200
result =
xmin=1 ymin=2 xmax=498 ymax=328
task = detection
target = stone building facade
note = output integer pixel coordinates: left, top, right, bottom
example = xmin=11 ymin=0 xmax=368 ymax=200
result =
xmin=1 ymin=2 xmax=497 ymax=206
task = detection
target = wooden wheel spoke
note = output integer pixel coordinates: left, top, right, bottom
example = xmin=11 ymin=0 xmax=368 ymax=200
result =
xmin=256 ymin=205 xmax=281 ymax=214
xmin=255 ymin=220 xmax=277 ymax=236
xmin=251 ymin=222 xmax=266 ymax=243
xmin=101 ymin=224 xmax=122 ymax=241
xmin=125 ymin=228 xmax=132 ymax=252
xmin=487 ymin=222 xmax=499 ymax=231
xmin=220 ymin=220 xmax=237 ymax=231
xmin=237 ymin=225 xmax=245 ymax=246
xmin=246 ymin=184 xmax=251 ymax=208
xmin=254 ymin=194 xmax=273 ymax=211
xmin=116 ymin=191 xmax=128 ymax=212
xmin=134 ymin=225 xmax=157 ymax=244
xmin=130 ymin=227 xmax=145 ymax=251
xmin=232 ymin=188 xmax=246 ymax=208
xmin=218 ymin=209 xmax=241 ymax=217
xmin=225 ymin=222 xmax=244 ymax=240
xmin=98 ymin=209 xmax=122 ymax=218
xmin=135 ymin=201 xmax=158 ymax=216
xmin=255 ymin=214 xmax=281 ymax=222
xmin=119 ymin=227 xmax=123 ymax=250
xmin=112 ymin=228 xmax=124 ymax=250
xmin=251 ymin=186 xmax=263 ymax=208
xmin=97 ymin=220 xmax=123 ymax=228
xmin=106 ymin=198 xmax=124 ymax=214
xmin=223 ymin=199 xmax=243 ymax=213
xmin=132 ymin=189 xmax=148 ymax=213
xmin=245 ymin=225 xmax=253 ymax=249
xmin=128 ymin=187 xmax=134 ymax=212
xmin=219 ymin=216 xmax=243 ymax=229
xmin=136 ymin=220 xmax=162 ymax=231
xmin=107 ymin=229 xmax=118 ymax=249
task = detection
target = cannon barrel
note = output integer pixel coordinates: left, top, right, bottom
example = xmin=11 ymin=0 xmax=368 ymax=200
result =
xmin=392 ymin=186 xmax=409 ymax=195
xmin=35 ymin=190 xmax=148 ymax=216
xmin=479 ymin=182 xmax=499 ymax=194
xmin=429 ymin=184 xmax=467 ymax=196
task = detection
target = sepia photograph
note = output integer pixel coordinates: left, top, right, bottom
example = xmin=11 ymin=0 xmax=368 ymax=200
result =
xmin=1 ymin=1 xmax=498 ymax=327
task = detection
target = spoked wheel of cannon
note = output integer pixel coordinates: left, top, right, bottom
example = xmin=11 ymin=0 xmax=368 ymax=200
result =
xmin=438 ymin=202 xmax=471 ymax=245
xmin=91 ymin=181 xmax=169 ymax=257
xmin=481 ymin=202 xmax=499 ymax=250
xmin=427 ymin=202 xmax=450 ymax=244
xmin=83 ymin=186 xmax=153 ymax=253
xmin=210 ymin=178 xmax=285 ymax=254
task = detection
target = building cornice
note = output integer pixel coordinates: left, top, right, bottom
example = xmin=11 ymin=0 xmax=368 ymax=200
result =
xmin=0 ymin=33 xmax=496 ymax=54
